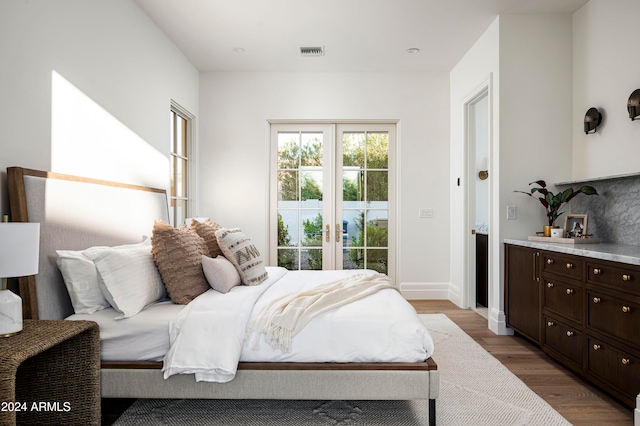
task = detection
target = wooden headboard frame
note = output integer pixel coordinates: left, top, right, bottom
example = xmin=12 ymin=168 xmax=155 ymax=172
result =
xmin=7 ymin=167 xmax=169 ymax=320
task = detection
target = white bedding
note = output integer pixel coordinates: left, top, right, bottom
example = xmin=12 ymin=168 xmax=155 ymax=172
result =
xmin=68 ymin=267 xmax=434 ymax=378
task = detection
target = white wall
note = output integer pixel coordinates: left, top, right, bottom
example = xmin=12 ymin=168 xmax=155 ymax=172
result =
xmin=0 ymin=0 xmax=199 ymax=217
xmin=451 ymin=14 xmax=573 ymax=334
xmin=572 ymin=0 xmax=640 ymax=180
xmin=450 ymin=17 xmax=499 ymax=317
xmin=198 ymin=72 xmax=450 ymax=290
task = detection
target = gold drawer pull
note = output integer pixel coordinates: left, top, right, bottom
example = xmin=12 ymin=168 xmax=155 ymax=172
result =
xmin=566 ymin=288 xmax=574 ymax=295
xmin=622 ymin=274 xmax=632 ymax=282
xmin=593 ymin=297 xmax=601 ymax=304
xmin=547 ymin=282 xmax=554 ymax=288
xmin=566 ymin=331 xmax=574 ymax=337
xmin=593 ymin=268 xmax=602 ymax=275
xmin=622 ymin=358 xmax=631 ymax=365
xmin=566 ymin=263 xmax=574 ymax=269
xmin=622 ymin=306 xmax=631 ymax=313
xmin=547 ymin=321 xmax=555 ymax=327
xmin=593 ymin=344 xmax=601 ymax=351
xmin=547 ymin=259 xmax=554 ymax=265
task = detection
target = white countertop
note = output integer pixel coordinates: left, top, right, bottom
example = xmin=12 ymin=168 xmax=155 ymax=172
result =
xmin=504 ymin=238 xmax=640 ymax=266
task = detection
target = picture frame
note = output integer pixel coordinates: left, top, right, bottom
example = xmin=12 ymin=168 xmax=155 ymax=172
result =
xmin=563 ymin=214 xmax=588 ymax=238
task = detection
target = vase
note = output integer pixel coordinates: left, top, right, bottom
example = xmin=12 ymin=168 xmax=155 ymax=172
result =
xmin=543 ymin=225 xmax=559 ymax=237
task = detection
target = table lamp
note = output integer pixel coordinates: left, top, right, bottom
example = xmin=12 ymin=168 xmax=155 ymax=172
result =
xmin=0 ymin=218 xmax=40 ymax=337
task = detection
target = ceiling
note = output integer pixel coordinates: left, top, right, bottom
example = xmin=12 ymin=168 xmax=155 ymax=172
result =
xmin=135 ymin=0 xmax=589 ymax=73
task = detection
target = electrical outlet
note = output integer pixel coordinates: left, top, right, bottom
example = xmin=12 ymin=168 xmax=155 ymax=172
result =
xmin=419 ymin=208 xmax=433 ymax=218
xmin=507 ymin=205 xmax=517 ymax=220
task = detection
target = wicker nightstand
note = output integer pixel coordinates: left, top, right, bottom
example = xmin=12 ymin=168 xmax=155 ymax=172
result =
xmin=0 ymin=320 xmax=100 ymax=426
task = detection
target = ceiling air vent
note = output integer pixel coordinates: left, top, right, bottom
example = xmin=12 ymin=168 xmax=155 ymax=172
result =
xmin=300 ymin=46 xmax=324 ymax=57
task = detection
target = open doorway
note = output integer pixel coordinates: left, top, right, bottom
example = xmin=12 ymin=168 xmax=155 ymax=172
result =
xmin=465 ymin=86 xmax=490 ymax=320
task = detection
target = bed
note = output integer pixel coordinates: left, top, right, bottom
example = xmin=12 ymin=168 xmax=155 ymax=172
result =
xmin=7 ymin=166 xmax=439 ymax=425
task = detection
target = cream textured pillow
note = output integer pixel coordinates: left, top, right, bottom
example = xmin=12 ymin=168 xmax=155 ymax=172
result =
xmin=201 ymin=255 xmax=242 ymax=293
xmin=83 ymin=239 xmax=165 ymax=319
xmin=215 ymin=228 xmax=268 ymax=286
xmin=190 ymin=218 xmax=223 ymax=257
xmin=151 ymin=219 xmax=210 ymax=304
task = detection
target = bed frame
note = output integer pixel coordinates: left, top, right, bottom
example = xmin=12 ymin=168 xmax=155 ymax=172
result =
xmin=7 ymin=166 xmax=439 ymax=425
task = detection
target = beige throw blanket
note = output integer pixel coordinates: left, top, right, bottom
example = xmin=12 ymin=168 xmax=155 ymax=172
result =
xmin=246 ymin=273 xmax=396 ymax=352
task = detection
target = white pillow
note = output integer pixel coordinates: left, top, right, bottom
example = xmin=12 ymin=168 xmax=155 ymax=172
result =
xmin=83 ymin=239 xmax=166 ymax=319
xmin=56 ymin=250 xmax=110 ymax=314
xmin=201 ymin=255 xmax=242 ymax=294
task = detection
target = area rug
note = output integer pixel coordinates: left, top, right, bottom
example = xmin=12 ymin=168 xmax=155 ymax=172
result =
xmin=113 ymin=314 xmax=571 ymax=425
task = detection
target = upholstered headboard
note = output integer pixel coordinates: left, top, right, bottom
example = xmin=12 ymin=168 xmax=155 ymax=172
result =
xmin=7 ymin=167 xmax=169 ymax=320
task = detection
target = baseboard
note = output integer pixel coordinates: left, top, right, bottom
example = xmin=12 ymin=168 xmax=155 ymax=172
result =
xmin=488 ymin=307 xmax=513 ymax=336
xmin=400 ymin=282 xmax=449 ymax=300
xmin=635 ymin=394 xmax=640 ymax=426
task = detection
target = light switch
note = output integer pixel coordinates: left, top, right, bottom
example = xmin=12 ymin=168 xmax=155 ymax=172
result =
xmin=507 ymin=206 xmax=517 ymax=220
xmin=419 ymin=208 xmax=433 ymax=218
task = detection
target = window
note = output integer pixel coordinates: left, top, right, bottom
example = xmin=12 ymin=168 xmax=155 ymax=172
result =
xmin=270 ymin=123 xmax=396 ymax=277
xmin=170 ymin=101 xmax=195 ymax=226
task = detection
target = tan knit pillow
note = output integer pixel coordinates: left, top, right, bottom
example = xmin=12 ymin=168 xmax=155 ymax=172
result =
xmin=151 ymin=219 xmax=210 ymax=304
xmin=190 ymin=218 xmax=223 ymax=257
xmin=215 ymin=228 xmax=268 ymax=286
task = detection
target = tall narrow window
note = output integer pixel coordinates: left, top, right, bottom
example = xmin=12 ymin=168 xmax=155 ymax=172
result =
xmin=170 ymin=101 xmax=195 ymax=226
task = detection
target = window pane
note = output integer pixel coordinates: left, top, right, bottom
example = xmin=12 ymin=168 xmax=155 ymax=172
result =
xmin=366 ymin=132 xmax=388 ymax=169
xmin=278 ymin=248 xmax=298 ymax=270
xmin=301 ymin=248 xmax=323 ymax=270
xmin=366 ymin=210 xmax=388 ymax=247
xmin=343 ymin=170 xmax=363 ymax=203
xmin=174 ymin=157 xmax=187 ymax=197
xmin=171 ymin=199 xmax=187 ymax=227
xmin=301 ymin=170 xmax=323 ymax=201
xmin=343 ymin=132 xmax=365 ymax=168
xmin=278 ymin=132 xmax=300 ymax=170
xmin=277 ymin=210 xmax=299 ymax=246
xmin=175 ymin=116 xmax=187 ymax=157
xmin=366 ymin=249 xmax=388 ymax=274
xmin=366 ymin=171 xmax=388 ymax=202
xmin=301 ymin=210 xmax=323 ymax=244
xmin=343 ymin=248 xmax=364 ymax=270
xmin=300 ymin=133 xmax=323 ymax=167
xmin=346 ymin=210 xmax=364 ymax=248
xmin=278 ymin=171 xmax=299 ymax=202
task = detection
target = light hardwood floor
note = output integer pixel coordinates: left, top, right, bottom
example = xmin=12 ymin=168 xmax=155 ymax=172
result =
xmin=411 ymin=300 xmax=634 ymax=425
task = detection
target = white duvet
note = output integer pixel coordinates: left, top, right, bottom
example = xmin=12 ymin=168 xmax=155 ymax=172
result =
xmin=162 ymin=267 xmax=434 ymax=383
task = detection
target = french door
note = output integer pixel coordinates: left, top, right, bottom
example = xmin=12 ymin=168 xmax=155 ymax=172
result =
xmin=269 ymin=123 xmax=395 ymax=277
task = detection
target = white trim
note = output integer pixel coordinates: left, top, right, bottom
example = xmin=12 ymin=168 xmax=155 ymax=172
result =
xmin=400 ymin=282 xmax=450 ymax=300
xmin=460 ymin=75 xmax=501 ymax=329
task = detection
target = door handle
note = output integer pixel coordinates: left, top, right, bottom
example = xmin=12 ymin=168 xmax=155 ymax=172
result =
xmin=336 ymin=223 xmax=341 ymax=243
xmin=325 ymin=224 xmax=330 ymax=242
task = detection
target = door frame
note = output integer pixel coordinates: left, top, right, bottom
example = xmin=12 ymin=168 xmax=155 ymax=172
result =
xmin=462 ymin=78 xmax=493 ymax=316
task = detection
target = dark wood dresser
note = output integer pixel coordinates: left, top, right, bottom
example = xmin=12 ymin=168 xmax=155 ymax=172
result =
xmin=505 ymin=240 xmax=640 ymax=407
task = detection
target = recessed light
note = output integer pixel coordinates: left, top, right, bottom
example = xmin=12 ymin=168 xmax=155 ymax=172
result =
xmin=233 ymin=47 xmax=245 ymax=53
xmin=406 ymin=48 xmax=420 ymax=54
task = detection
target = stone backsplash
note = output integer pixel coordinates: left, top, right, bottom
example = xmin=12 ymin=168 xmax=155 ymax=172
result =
xmin=563 ymin=174 xmax=640 ymax=246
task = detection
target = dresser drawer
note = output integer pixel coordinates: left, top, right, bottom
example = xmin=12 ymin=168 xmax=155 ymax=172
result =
xmin=543 ymin=315 xmax=583 ymax=367
xmin=588 ymin=336 xmax=640 ymax=398
xmin=587 ymin=261 xmax=640 ymax=296
xmin=587 ymin=290 xmax=640 ymax=347
xmin=542 ymin=252 xmax=583 ymax=281
xmin=543 ymin=279 xmax=582 ymax=323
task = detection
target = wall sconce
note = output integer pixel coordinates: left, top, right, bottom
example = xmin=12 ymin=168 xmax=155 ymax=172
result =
xmin=584 ymin=107 xmax=602 ymax=134
xmin=628 ymin=89 xmax=640 ymax=121
xmin=478 ymin=157 xmax=489 ymax=180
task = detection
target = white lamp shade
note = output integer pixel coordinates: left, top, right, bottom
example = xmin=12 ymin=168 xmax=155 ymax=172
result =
xmin=0 ymin=222 xmax=40 ymax=278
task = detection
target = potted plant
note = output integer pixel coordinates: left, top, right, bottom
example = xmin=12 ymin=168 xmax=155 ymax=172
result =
xmin=516 ymin=180 xmax=598 ymax=236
